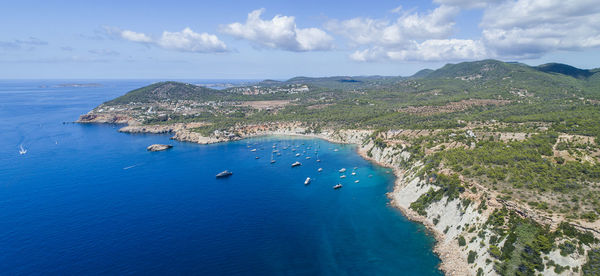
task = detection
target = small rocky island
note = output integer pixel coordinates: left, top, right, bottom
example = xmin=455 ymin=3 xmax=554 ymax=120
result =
xmin=146 ymin=144 xmax=173 ymax=152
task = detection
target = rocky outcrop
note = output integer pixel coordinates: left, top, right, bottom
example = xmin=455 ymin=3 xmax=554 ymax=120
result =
xmin=77 ymin=113 xmax=133 ymax=124
xmin=119 ymin=124 xmax=180 ymax=134
xmin=146 ymin=144 xmax=173 ymax=151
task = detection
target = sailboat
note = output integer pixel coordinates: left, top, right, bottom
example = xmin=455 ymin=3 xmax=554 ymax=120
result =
xmin=270 ymin=152 xmax=276 ymax=164
xmin=19 ymin=144 xmax=27 ymax=155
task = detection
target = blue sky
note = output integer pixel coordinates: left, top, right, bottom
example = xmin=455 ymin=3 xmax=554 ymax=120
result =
xmin=1 ymin=0 xmax=599 ymax=79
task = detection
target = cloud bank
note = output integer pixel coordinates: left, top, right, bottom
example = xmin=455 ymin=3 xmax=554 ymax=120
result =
xmin=327 ymin=0 xmax=600 ymax=62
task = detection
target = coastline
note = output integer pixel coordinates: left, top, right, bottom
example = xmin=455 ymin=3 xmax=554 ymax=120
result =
xmin=77 ymin=119 xmax=598 ymax=275
xmin=108 ymin=122 xmax=462 ymax=275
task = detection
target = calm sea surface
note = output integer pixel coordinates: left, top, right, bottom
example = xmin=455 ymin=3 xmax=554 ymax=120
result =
xmin=0 ymin=80 xmax=442 ymax=275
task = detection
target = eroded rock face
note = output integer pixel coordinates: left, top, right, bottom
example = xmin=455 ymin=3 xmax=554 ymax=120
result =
xmin=146 ymin=144 xmax=173 ymax=151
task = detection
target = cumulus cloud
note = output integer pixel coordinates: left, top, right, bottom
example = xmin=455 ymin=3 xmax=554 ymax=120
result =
xmin=105 ymin=26 xmax=228 ymax=53
xmin=350 ymin=39 xmax=487 ymax=61
xmin=481 ymin=0 xmax=600 ymax=58
xmin=327 ymin=5 xmax=479 ymax=61
xmin=221 ymin=9 xmax=333 ymax=51
xmin=326 ymin=5 xmax=458 ymax=47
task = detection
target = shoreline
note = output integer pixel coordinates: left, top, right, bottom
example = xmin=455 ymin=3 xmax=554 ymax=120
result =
xmin=111 ymin=123 xmax=460 ymax=275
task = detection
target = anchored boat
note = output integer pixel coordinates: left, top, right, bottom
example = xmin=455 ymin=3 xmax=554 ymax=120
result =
xmin=216 ymin=170 xmax=233 ymax=178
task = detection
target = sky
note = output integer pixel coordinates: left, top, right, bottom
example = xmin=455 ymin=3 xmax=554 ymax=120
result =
xmin=1 ymin=0 xmax=600 ymax=79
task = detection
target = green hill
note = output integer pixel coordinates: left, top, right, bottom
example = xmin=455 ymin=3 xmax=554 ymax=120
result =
xmin=105 ymin=81 xmax=225 ymax=105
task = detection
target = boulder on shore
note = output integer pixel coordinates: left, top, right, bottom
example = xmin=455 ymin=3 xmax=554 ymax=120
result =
xmin=147 ymin=144 xmax=173 ymax=152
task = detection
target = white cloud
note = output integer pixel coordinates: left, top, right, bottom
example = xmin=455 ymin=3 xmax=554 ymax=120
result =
xmin=481 ymin=0 xmax=600 ymax=58
xmin=120 ymin=30 xmax=152 ymax=43
xmin=105 ymin=26 xmax=228 ymax=53
xmin=326 ymin=5 xmax=459 ymax=48
xmin=350 ymin=39 xmax=487 ymax=61
xmin=157 ymin=28 xmax=227 ymax=53
xmin=328 ymin=5 xmax=475 ymax=62
xmin=221 ymin=9 xmax=333 ymax=51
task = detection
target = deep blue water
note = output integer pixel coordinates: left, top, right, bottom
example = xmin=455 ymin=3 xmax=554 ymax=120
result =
xmin=0 ymin=80 xmax=442 ymax=275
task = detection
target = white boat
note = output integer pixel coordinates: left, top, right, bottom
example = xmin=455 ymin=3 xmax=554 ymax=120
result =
xmin=305 ymin=156 xmax=311 ymax=159
xmin=19 ymin=145 xmax=27 ymax=155
xmin=318 ymin=168 xmax=323 ymax=172
xmin=251 ymin=149 xmax=257 ymax=152
xmin=339 ymin=168 xmax=346 ymax=173
xmin=333 ymin=184 xmax=342 ymax=189
xmin=355 ymin=180 xmax=360 ymax=183
xmin=333 ymin=149 xmax=339 ymax=152
xmin=340 ymin=175 xmax=346 ymax=179
xmin=216 ymin=170 xmax=233 ymax=178
xmin=291 ymin=161 xmax=302 ymax=167
xmin=255 ymin=156 xmax=260 ymax=159
xmin=295 ymin=153 xmax=301 ymax=157
xmin=304 ymin=177 xmax=311 ymax=185
xmin=351 ymin=172 xmax=356 ymax=176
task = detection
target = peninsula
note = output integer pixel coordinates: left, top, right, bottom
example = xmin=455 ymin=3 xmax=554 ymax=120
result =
xmin=79 ymin=60 xmax=600 ymax=275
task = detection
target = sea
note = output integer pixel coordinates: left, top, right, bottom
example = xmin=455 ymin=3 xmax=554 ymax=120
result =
xmin=0 ymin=80 xmax=442 ymax=275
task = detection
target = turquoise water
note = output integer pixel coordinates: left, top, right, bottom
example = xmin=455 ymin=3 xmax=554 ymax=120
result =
xmin=0 ymin=80 xmax=442 ymax=275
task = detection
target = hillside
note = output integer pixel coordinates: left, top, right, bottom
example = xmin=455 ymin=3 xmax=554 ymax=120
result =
xmin=105 ymin=81 xmax=225 ymax=105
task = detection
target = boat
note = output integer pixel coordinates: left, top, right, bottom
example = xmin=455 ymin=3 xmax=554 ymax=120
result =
xmin=291 ymin=161 xmax=302 ymax=167
xmin=333 ymin=184 xmax=343 ymax=189
xmin=250 ymin=149 xmax=257 ymax=152
xmin=351 ymin=172 xmax=356 ymax=176
xmin=292 ymin=148 xmax=296 ymax=152
xmin=255 ymin=156 xmax=260 ymax=159
xmin=295 ymin=153 xmax=301 ymax=157
xmin=304 ymin=177 xmax=311 ymax=185
xmin=216 ymin=170 xmax=233 ymax=178
xmin=355 ymin=180 xmax=360 ymax=183
xmin=339 ymin=168 xmax=346 ymax=173
xmin=19 ymin=145 xmax=27 ymax=155
xmin=277 ymin=153 xmax=281 ymax=156
xmin=305 ymin=156 xmax=311 ymax=159
xmin=270 ymin=152 xmax=276 ymax=164
xmin=318 ymin=168 xmax=323 ymax=172
xmin=340 ymin=175 xmax=346 ymax=179
xmin=334 ymin=149 xmax=339 ymax=152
